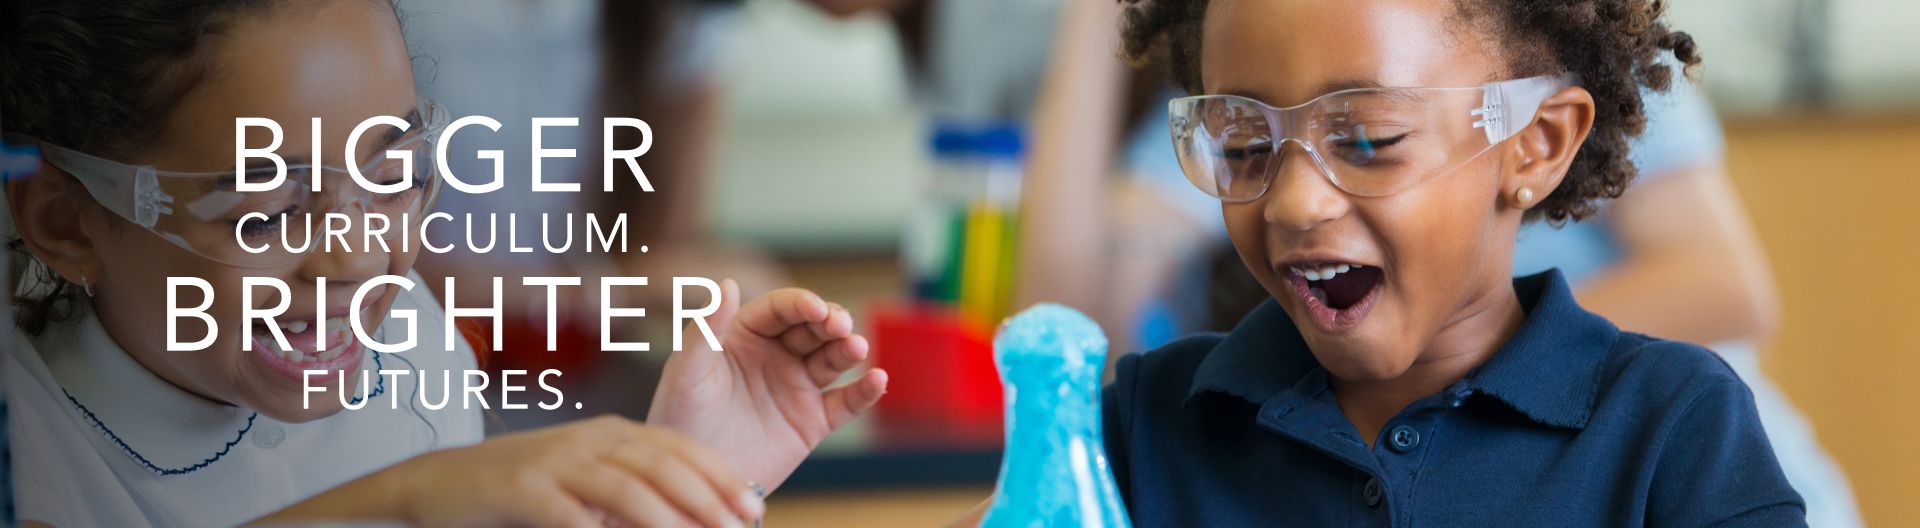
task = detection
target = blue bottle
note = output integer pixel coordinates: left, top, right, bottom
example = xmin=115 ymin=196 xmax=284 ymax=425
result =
xmin=982 ymin=304 xmax=1131 ymax=528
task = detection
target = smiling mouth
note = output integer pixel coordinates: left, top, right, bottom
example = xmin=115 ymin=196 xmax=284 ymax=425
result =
xmin=1290 ymin=263 xmax=1382 ymax=309
xmin=247 ymin=310 xmax=372 ymax=382
xmin=1285 ymin=261 xmax=1385 ymax=331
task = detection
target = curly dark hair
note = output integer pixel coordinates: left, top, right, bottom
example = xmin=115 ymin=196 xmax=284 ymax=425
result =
xmin=1118 ymin=0 xmax=1702 ymax=223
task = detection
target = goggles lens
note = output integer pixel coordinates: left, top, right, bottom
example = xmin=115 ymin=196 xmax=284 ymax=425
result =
xmin=1169 ymin=76 xmax=1570 ymax=203
xmin=21 ymin=98 xmax=449 ymax=268
xmin=159 ymin=139 xmax=441 ymax=266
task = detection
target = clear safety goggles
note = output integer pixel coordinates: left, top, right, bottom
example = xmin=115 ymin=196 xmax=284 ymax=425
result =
xmin=1169 ymin=75 xmax=1574 ymax=203
xmin=7 ymin=98 xmax=449 ymax=268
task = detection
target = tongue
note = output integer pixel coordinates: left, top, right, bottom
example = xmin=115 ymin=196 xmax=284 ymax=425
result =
xmin=1321 ymin=266 xmax=1382 ymax=310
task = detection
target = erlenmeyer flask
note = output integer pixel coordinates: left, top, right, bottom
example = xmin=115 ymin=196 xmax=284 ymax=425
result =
xmin=982 ymin=304 xmax=1130 ymax=528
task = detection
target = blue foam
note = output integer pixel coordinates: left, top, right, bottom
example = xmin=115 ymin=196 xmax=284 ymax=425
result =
xmin=982 ymin=303 xmax=1131 ymax=527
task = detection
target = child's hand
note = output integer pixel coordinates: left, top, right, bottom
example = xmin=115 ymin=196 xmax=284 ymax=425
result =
xmin=647 ymin=279 xmax=889 ymax=492
xmin=261 ymin=416 xmax=762 ymax=527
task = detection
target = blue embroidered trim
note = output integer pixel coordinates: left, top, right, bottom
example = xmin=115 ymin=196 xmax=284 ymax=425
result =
xmin=63 ymin=351 xmax=387 ymax=476
xmin=351 ymin=351 xmax=387 ymax=405
xmin=63 ymin=389 xmax=255 ymax=476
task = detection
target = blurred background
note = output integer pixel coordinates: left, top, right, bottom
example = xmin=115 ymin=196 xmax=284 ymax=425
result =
xmin=406 ymin=0 xmax=1920 ymax=525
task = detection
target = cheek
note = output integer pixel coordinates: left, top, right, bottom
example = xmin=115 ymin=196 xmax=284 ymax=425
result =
xmin=389 ymin=247 xmax=420 ymax=275
xmin=93 ymin=233 xmax=207 ymax=334
xmin=90 ymin=237 xmax=270 ymax=397
xmin=1222 ymin=204 xmax=1272 ymax=273
xmin=1222 ymin=204 xmax=1259 ymax=250
xmin=1369 ymin=162 xmax=1505 ymax=306
xmin=98 ymin=233 xmax=297 ymax=340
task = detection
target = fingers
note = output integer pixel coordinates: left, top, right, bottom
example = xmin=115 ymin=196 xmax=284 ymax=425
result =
xmin=776 ymin=302 xmax=854 ymax=355
xmin=652 ymin=429 xmax=765 ymax=521
xmin=739 ymin=287 xmax=830 ymax=339
xmin=559 ymin=465 xmax=688 ymax=528
xmin=712 ymin=278 xmax=742 ymax=336
xmin=804 ymin=334 xmax=869 ymax=387
xmin=617 ymin=426 xmax=765 ymax=523
xmin=606 ymin=451 xmax=743 ymax=528
xmin=821 ymin=368 xmax=889 ymax=430
xmin=516 ymin=475 xmax=603 ymax=528
xmin=817 ymin=302 xmax=855 ymax=342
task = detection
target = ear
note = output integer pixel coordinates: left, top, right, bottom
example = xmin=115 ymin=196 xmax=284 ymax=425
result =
xmin=1502 ymin=86 xmax=1596 ymax=211
xmin=7 ymin=164 xmax=109 ymax=287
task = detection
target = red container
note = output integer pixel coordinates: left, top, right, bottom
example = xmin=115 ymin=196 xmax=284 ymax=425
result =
xmin=869 ymin=303 xmax=1004 ymax=447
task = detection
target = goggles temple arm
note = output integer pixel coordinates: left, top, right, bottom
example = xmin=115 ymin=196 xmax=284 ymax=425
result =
xmin=1473 ymin=74 xmax=1578 ymax=144
xmin=4 ymin=134 xmax=170 ymax=229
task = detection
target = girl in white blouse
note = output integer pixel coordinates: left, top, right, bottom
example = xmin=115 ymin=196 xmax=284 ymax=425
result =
xmin=1 ymin=0 xmax=886 ymax=526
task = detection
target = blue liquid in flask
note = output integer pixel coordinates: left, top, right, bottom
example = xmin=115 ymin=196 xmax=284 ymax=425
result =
xmin=982 ymin=304 xmax=1130 ymax=528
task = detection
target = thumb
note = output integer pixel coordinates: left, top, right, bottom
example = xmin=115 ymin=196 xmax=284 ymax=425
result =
xmin=662 ymin=279 xmax=740 ymax=392
xmin=686 ymin=278 xmax=741 ymax=355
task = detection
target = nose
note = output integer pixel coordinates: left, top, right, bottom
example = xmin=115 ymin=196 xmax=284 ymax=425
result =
xmin=1261 ymin=141 xmax=1350 ymax=232
xmin=296 ymin=200 xmax=392 ymax=287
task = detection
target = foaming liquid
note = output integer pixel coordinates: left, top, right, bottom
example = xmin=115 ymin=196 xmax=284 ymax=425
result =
xmin=982 ymin=304 xmax=1131 ymax=528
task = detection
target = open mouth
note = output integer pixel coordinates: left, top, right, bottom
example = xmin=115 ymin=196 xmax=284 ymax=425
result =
xmin=1285 ymin=261 xmax=1385 ymax=331
xmin=249 ymin=311 xmax=369 ymax=380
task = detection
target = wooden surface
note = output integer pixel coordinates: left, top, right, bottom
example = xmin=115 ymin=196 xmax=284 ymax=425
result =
xmin=1724 ymin=116 xmax=1920 ymax=526
xmin=773 ymin=117 xmax=1920 ymax=526
xmin=764 ymin=486 xmax=988 ymax=528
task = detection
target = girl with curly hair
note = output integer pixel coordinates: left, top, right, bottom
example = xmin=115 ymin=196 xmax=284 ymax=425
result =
xmin=963 ymin=0 xmax=1805 ymax=524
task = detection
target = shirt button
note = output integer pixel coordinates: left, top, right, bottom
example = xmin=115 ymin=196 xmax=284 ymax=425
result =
xmin=1387 ymin=425 xmax=1420 ymax=452
xmin=252 ymin=424 xmax=285 ymax=449
xmin=1363 ymin=477 xmax=1383 ymax=508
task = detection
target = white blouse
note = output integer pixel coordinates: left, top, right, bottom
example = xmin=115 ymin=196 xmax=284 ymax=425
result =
xmin=5 ymin=273 xmax=484 ymax=527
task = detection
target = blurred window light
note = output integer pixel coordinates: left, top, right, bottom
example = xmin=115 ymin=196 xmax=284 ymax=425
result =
xmin=1669 ymin=0 xmax=1920 ymax=115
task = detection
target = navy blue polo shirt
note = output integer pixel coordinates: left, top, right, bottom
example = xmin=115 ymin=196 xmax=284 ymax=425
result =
xmin=1101 ymin=270 xmax=1804 ymax=526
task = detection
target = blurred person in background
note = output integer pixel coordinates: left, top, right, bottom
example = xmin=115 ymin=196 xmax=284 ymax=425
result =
xmin=794 ymin=0 xmax=1195 ymax=352
xmin=405 ymin=0 xmax=787 ymax=346
xmin=1019 ymin=1 xmax=1861 ymax=525
xmin=401 ymin=0 xmax=793 ymax=422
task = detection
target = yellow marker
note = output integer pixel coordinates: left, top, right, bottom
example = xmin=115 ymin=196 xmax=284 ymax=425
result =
xmin=959 ymin=199 xmax=1005 ymax=325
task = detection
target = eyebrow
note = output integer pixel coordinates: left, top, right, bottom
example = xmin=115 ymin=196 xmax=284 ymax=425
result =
xmin=1219 ymin=79 xmax=1390 ymax=106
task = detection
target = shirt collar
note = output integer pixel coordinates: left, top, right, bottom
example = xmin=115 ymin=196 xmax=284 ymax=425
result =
xmin=36 ymin=312 xmax=258 ymax=470
xmin=1186 ymin=269 xmax=1617 ymax=429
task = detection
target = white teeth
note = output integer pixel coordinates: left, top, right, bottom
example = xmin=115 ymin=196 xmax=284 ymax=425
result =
xmin=1296 ymin=263 xmax=1363 ymax=282
xmin=1309 ymin=287 xmax=1329 ymax=304
xmin=252 ymin=319 xmax=359 ymax=364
